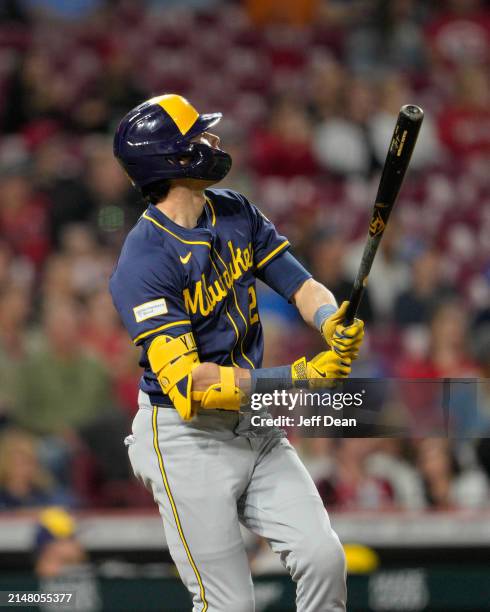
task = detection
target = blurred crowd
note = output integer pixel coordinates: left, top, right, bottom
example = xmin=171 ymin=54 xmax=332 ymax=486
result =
xmin=0 ymin=0 xmax=489 ymax=513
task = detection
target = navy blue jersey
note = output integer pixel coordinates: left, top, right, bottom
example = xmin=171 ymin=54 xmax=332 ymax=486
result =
xmin=110 ymin=189 xmax=310 ymax=406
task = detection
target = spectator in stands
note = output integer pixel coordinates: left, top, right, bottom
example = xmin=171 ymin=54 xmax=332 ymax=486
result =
xmin=0 ymin=163 xmax=51 ymax=268
xmin=313 ymin=77 xmax=374 ymax=176
xmin=345 ymin=218 xmax=410 ymax=320
xmin=375 ymin=0 xmax=428 ymax=71
xmin=335 ymin=0 xmax=430 ymax=73
xmin=3 ymin=49 xmax=70 ymax=133
xmin=81 ymin=288 xmax=126 ymax=366
xmin=368 ymin=74 xmax=440 ymax=171
xmin=425 ymin=0 xmax=490 ymax=68
xmin=366 ymin=439 xmax=426 ymax=510
xmin=437 ymin=66 xmax=490 ymax=159
xmin=39 ymin=228 xmax=112 ymax=319
xmin=0 ymin=428 xmax=73 ymax=510
xmin=76 ymin=47 xmax=145 ymax=133
xmin=306 ymin=227 xmax=374 ymax=324
xmin=416 ymin=438 xmax=488 ymax=509
xmin=41 ymin=254 xmax=79 ymax=303
xmin=59 ymin=224 xmax=112 ymax=298
xmin=0 ymin=283 xmax=30 ymax=359
xmin=316 ymin=439 xmax=395 ymax=510
xmin=34 ymin=507 xmax=101 ymax=611
xmin=329 ymin=0 xmax=428 ymax=73
xmin=82 ymin=138 xmax=142 ymax=244
xmin=250 ymin=97 xmax=318 ymax=178
xmin=308 ymin=54 xmax=345 ymax=121
xmin=12 ymin=299 xmax=110 ymax=435
xmin=398 ymin=299 xmax=479 ymax=378
xmin=81 ymin=287 xmax=140 ymax=416
xmin=394 ymin=248 xmax=455 ymax=328
xmin=0 ymin=285 xmax=31 ymax=420
xmin=33 ymin=133 xmax=94 ymax=249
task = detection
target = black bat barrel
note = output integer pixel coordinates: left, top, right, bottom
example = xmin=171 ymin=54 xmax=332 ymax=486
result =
xmin=344 ymin=104 xmax=424 ymax=326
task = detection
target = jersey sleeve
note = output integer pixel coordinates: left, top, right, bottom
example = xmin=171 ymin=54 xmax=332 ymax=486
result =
xmin=109 ymin=246 xmax=191 ymax=346
xmin=256 ymin=250 xmax=312 ymax=301
xmin=248 ymin=202 xmax=290 ymax=271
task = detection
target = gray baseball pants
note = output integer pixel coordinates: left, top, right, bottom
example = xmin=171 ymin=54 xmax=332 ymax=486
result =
xmin=126 ymin=391 xmax=346 ymax=612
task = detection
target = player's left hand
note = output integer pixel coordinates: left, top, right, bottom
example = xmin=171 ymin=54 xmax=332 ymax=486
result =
xmin=291 ymin=350 xmax=352 ymax=390
xmin=308 ymin=350 xmax=351 ymax=378
xmin=307 ymin=350 xmax=352 ymax=389
xmin=320 ymin=301 xmax=364 ymax=360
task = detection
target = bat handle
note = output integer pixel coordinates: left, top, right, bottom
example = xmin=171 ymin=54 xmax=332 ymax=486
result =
xmin=344 ymin=285 xmax=364 ymax=327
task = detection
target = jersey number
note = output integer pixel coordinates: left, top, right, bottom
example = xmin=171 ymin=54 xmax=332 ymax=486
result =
xmin=248 ymin=286 xmax=259 ymax=325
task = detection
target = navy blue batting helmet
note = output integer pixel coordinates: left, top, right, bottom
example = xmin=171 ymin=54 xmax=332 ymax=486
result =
xmin=113 ymin=94 xmax=232 ymax=189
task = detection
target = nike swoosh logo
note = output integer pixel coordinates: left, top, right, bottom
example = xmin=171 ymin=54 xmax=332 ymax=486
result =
xmin=179 ymin=252 xmax=192 ymax=264
xmin=312 ymin=367 xmax=327 ymax=378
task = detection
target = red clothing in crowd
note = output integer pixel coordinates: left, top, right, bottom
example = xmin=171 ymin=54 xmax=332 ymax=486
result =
xmin=250 ymin=130 xmax=318 ymax=178
xmin=0 ymin=197 xmax=51 ymax=267
xmin=425 ymin=8 xmax=490 ymax=66
xmin=438 ymin=106 xmax=490 ymax=158
xmin=317 ymin=474 xmax=394 ymax=511
xmin=398 ymin=357 xmax=479 ymax=380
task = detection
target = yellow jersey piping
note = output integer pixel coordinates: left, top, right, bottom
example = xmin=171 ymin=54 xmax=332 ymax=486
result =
xmin=142 ymin=213 xmax=211 ymax=248
xmin=255 ymin=241 xmax=289 ymax=270
xmin=204 ymin=196 xmax=216 ymax=226
xmin=133 ymin=320 xmax=191 ymax=344
xmin=213 ymin=248 xmax=255 ymax=369
xmin=207 ymin=252 xmax=239 ymax=367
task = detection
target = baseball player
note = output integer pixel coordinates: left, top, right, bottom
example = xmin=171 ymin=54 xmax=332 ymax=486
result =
xmin=110 ymin=94 xmax=364 ymax=612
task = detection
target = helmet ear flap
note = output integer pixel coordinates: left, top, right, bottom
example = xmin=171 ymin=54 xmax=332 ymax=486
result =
xmin=164 ymin=143 xmax=202 ymax=171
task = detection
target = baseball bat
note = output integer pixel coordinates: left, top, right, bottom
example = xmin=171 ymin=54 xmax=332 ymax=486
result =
xmin=344 ymin=104 xmax=424 ymax=326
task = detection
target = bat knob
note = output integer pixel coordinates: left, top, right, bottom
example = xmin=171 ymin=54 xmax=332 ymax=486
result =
xmin=401 ymin=104 xmax=424 ymax=122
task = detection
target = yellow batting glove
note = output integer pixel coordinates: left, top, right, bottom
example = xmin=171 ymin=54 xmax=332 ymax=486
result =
xmin=320 ymin=301 xmax=349 ymax=344
xmin=330 ymin=319 xmax=364 ymax=360
xmin=291 ymin=351 xmax=352 ymax=389
xmin=319 ymin=301 xmax=365 ymax=360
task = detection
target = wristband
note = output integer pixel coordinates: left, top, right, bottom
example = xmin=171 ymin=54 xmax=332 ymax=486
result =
xmin=313 ymin=304 xmax=337 ymax=331
xmin=250 ymin=365 xmax=292 ymax=393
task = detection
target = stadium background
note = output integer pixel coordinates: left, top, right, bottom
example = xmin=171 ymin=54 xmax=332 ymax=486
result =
xmin=0 ymin=0 xmax=489 ymax=610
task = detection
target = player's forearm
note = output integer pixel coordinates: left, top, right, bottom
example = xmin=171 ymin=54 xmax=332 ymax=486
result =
xmin=292 ymin=278 xmax=337 ymax=328
xmin=192 ymin=363 xmax=251 ymax=393
xmin=190 ymin=363 xmax=251 ymax=413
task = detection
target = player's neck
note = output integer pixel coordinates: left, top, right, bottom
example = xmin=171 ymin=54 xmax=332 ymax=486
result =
xmin=156 ymin=185 xmax=205 ymax=230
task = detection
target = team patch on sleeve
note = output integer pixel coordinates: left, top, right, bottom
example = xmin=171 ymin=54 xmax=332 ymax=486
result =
xmin=133 ymin=298 xmax=168 ymax=322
